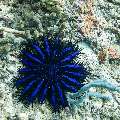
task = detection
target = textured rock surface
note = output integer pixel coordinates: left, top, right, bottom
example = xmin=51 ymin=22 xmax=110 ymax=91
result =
xmin=0 ymin=0 xmax=120 ymax=120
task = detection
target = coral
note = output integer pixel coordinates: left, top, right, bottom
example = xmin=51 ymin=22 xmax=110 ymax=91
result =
xmin=15 ymin=36 xmax=88 ymax=111
xmin=11 ymin=0 xmax=65 ymax=38
xmin=0 ymin=0 xmax=120 ymax=119
xmin=81 ymin=0 xmax=99 ymax=36
xmin=67 ymin=79 xmax=120 ymax=108
xmin=108 ymin=45 xmax=120 ymax=59
xmin=97 ymin=48 xmax=107 ymax=64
